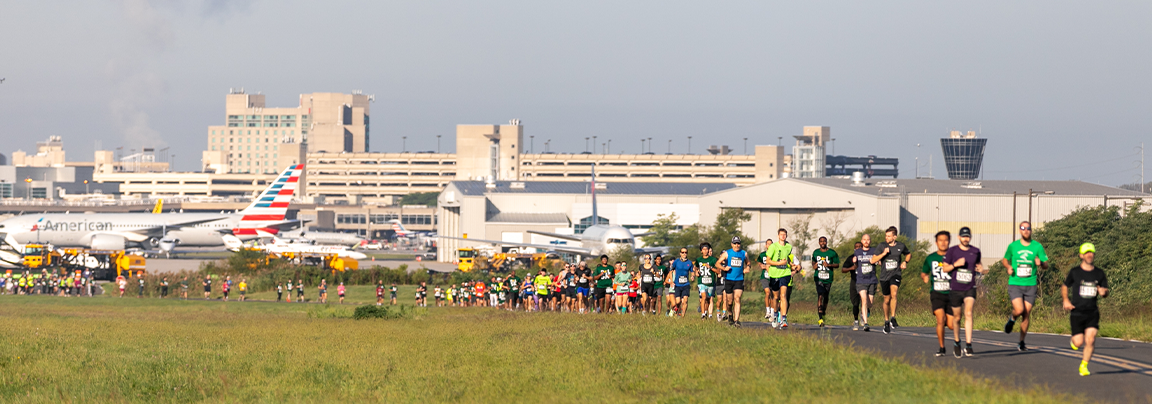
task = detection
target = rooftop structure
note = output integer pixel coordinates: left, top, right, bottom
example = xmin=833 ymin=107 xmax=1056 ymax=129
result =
xmin=941 ymin=130 xmax=987 ymax=180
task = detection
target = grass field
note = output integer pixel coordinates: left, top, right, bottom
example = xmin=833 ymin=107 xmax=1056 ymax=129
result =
xmin=0 ymin=293 xmax=1081 ymax=403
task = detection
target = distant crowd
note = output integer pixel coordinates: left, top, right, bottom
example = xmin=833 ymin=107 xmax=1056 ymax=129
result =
xmin=1 ymin=270 xmax=99 ymax=297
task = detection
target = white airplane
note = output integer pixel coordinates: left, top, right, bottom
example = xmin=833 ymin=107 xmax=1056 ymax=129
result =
xmin=222 ymin=234 xmax=367 ymax=260
xmin=276 ymin=228 xmax=365 ymax=248
xmin=438 ymin=166 xmax=664 ymax=258
xmin=0 ymin=165 xmax=305 ymax=256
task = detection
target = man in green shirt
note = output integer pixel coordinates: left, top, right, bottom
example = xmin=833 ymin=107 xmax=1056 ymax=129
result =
xmin=1001 ymin=221 xmax=1049 ymax=351
xmin=764 ymin=229 xmax=798 ymax=329
xmin=758 ymin=238 xmax=775 ymax=321
xmin=591 ymin=255 xmax=613 ymax=314
xmin=921 ymin=230 xmax=954 ymax=357
xmin=695 ymin=243 xmax=718 ymax=319
xmin=811 ymin=236 xmax=840 ymax=327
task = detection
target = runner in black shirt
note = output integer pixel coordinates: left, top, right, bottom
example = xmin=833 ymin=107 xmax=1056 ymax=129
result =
xmin=841 ymin=242 xmax=863 ymax=330
xmin=1062 ymin=243 xmax=1109 ymax=377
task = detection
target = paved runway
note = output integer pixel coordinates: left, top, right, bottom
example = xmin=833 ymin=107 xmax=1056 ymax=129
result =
xmin=745 ymin=321 xmax=1152 ymax=402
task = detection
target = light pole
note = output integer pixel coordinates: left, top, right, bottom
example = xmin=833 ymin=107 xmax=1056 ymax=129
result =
xmin=602 ymin=143 xmax=606 ymax=154
xmin=777 ymin=136 xmax=782 ymax=146
xmin=402 ymin=136 xmax=407 ymax=153
xmin=607 ymin=139 xmax=612 ymax=154
xmin=84 ymin=180 xmax=89 ymax=194
xmin=830 ymin=138 xmax=836 ymax=155
xmin=437 ymin=135 xmax=442 ymax=153
xmin=916 ymin=143 xmax=920 ymax=178
xmin=546 ymin=139 xmax=551 ymax=153
xmin=592 ymin=136 xmax=597 ymax=153
xmin=24 ymin=178 xmax=31 ymax=200
xmin=647 ymin=137 xmax=652 ymax=153
xmin=585 ymin=137 xmax=590 ymax=153
xmin=667 ymin=139 xmax=671 ymax=154
xmin=743 ymin=137 xmax=748 ymax=155
xmin=640 ymin=139 xmax=645 ymax=155
xmin=530 ymin=136 xmax=534 ymax=153
xmin=687 ymin=136 xmax=692 ymax=154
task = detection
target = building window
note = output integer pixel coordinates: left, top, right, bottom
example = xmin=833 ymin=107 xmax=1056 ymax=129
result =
xmin=0 ymin=183 xmax=12 ymax=198
xmin=31 ymin=187 xmax=48 ymax=199
xmin=337 ymin=214 xmax=366 ymax=224
xmin=574 ymin=216 xmax=609 ymax=233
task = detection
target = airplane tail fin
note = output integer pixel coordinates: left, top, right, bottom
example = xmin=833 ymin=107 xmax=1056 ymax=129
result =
xmin=152 ymin=199 xmax=163 ymax=214
xmin=235 ymin=164 xmax=304 ymax=235
xmin=389 ymin=220 xmax=409 ymax=236
xmin=222 ymin=235 xmax=243 ymax=251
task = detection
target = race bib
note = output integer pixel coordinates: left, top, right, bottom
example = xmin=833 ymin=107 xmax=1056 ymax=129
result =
xmin=885 ymin=261 xmax=898 ymax=270
xmin=1016 ymin=264 xmax=1033 ymax=278
xmin=817 ymin=271 xmax=830 ymax=280
xmin=1079 ymin=282 xmax=1098 ymax=298
xmin=678 ymin=276 xmax=688 ymax=284
xmin=860 ymin=263 xmax=873 ymax=274
xmin=933 ymin=281 xmax=950 ymax=291
xmin=643 ymin=275 xmax=653 ymax=283
xmin=731 ymin=258 xmax=743 ymax=267
xmin=956 ymin=270 xmax=974 ymax=284
xmin=702 ymin=275 xmax=712 ymax=284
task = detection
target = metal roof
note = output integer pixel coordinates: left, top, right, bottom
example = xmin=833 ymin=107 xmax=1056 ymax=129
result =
xmin=452 ymin=181 xmax=738 ymax=196
xmin=486 ymin=212 xmax=571 ymax=224
xmin=799 ymin=178 xmax=1149 ymax=197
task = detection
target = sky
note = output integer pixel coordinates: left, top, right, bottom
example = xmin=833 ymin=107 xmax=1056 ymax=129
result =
xmin=1 ymin=1 xmax=1149 ymax=186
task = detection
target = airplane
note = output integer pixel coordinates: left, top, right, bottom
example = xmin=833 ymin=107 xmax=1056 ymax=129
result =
xmin=389 ymin=220 xmax=421 ymax=238
xmin=437 ymin=166 xmax=664 ymax=259
xmin=277 ymin=228 xmax=364 ymax=248
xmin=0 ymin=165 xmax=305 ymax=255
xmin=222 ymin=234 xmax=367 ymax=260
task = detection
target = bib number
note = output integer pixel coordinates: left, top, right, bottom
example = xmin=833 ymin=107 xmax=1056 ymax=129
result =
xmin=817 ymin=271 xmax=830 ymax=280
xmin=1079 ymin=282 xmax=1098 ymax=298
xmin=933 ymin=281 xmax=950 ymax=291
xmin=1016 ymin=264 xmax=1033 ymax=278
xmin=956 ymin=270 xmax=974 ymax=284
xmin=860 ymin=264 xmax=873 ymax=274
xmin=885 ymin=261 xmax=898 ymax=270
xmin=702 ymin=275 xmax=712 ymax=284
xmin=643 ymin=275 xmax=653 ymax=283
xmin=678 ymin=276 xmax=688 ymax=284
xmin=730 ymin=258 xmax=743 ymax=267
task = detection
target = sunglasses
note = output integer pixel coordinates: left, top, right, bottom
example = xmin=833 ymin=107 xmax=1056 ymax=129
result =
xmin=1020 ymin=227 xmax=1032 ymax=230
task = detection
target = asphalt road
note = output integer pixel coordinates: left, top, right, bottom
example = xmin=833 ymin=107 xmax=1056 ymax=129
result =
xmin=744 ymin=321 xmax=1152 ymax=402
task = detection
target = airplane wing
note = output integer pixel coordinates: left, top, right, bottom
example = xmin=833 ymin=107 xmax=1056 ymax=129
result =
xmin=437 ymin=235 xmax=591 ymax=255
xmin=634 ymin=246 xmax=669 ymax=255
xmin=525 ymin=230 xmax=583 ymax=242
xmin=131 ymin=217 xmax=227 ymax=237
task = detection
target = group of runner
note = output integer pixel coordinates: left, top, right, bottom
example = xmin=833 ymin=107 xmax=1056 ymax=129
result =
xmin=0 ymin=270 xmax=99 ymax=297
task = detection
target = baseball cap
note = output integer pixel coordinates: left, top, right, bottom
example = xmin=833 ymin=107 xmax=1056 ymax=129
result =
xmin=958 ymin=227 xmax=972 ymax=237
xmin=731 ymin=236 xmax=742 ymax=244
xmin=1080 ymin=243 xmax=1096 ymax=254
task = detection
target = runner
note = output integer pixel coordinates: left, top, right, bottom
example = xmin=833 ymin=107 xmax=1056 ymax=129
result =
xmin=839 ymin=243 xmax=860 ymax=329
xmin=1063 ymin=243 xmax=1109 ymax=376
xmin=508 ymin=272 xmax=522 ymax=310
xmin=119 ymin=275 xmax=128 ymax=298
xmin=640 ymin=255 xmax=657 ymax=315
xmin=160 ymin=277 xmax=169 ymax=299
xmin=376 ymin=281 xmax=385 ymax=306
xmin=222 ymin=276 xmax=231 ymax=301
xmin=695 ymin=243 xmax=718 ymax=319
xmin=854 ymin=236 xmax=878 ymax=332
xmin=202 ymin=276 xmax=211 ymax=299
xmin=764 ymin=230 xmax=797 ymax=329
xmin=1002 ymin=221 xmax=1049 ymax=351
xmin=758 ymin=238 xmax=775 ymax=323
xmin=337 ymin=282 xmax=346 ymax=304
xmin=534 ymin=269 xmax=551 ymax=312
xmin=652 ymin=255 xmax=667 ymax=315
xmin=390 ymin=283 xmax=398 ymax=305
xmin=812 ymin=236 xmax=840 ymax=327
xmin=286 ymin=280 xmax=293 ymax=303
xmin=942 ymin=226 xmax=986 ymax=358
xmin=715 ymin=236 xmax=749 ymax=327
xmin=614 ymin=262 xmax=632 ymax=314
xmin=921 ymin=230 xmax=954 ymax=357
xmin=593 ymin=255 xmax=613 ymax=314
xmin=137 ymin=276 xmax=145 ymax=298
xmin=875 ymin=226 xmax=911 ymax=334
xmin=575 ymin=262 xmax=591 ymax=313
xmin=669 ymin=247 xmax=694 ymax=317
xmin=296 ymin=280 xmax=304 ymax=302
xmin=277 ymin=282 xmax=284 ymax=302
xmin=238 ymin=278 xmax=247 ymax=302
xmin=319 ymin=279 xmax=329 ymax=304
xmin=180 ymin=276 xmax=189 ymax=300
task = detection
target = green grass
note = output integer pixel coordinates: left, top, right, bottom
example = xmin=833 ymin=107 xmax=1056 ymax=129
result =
xmin=0 ymin=295 xmax=1076 ymax=403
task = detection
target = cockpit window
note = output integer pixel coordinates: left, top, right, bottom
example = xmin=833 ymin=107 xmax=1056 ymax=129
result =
xmin=607 ymin=238 xmax=632 ymax=244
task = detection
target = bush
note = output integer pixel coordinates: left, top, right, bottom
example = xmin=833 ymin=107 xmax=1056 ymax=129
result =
xmin=352 ymin=304 xmax=421 ymax=320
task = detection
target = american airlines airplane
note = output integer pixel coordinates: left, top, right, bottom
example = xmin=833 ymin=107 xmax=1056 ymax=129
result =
xmin=0 ymin=165 xmax=304 ymax=252
xmin=277 ymin=228 xmax=365 ymax=248
xmin=438 ymin=167 xmax=664 ymax=258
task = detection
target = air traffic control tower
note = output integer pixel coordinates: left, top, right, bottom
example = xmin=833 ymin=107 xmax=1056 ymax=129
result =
xmin=940 ymin=130 xmax=987 ymax=180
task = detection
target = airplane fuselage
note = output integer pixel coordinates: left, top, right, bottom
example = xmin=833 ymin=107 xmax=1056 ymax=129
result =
xmin=0 ymin=213 xmax=247 ymax=248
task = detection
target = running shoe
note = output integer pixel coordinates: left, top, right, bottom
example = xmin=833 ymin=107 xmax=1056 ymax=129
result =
xmin=890 ymin=317 xmax=899 ymax=328
xmin=953 ymin=341 xmax=962 ymax=358
xmin=818 ymin=319 xmax=825 ymax=328
xmin=883 ymin=321 xmax=891 ymax=335
xmin=935 ymin=347 xmax=946 ymax=357
xmin=1079 ymin=362 xmax=1090 ymax=376
xmin=769 ymin=319 xmax=778 ymax=329
xmin=1018 ymin=341 xmax=1028 ymax=352
xmin=965 ymin=344 xmax=974 ymax=357
xmin=852 ymin=321 xmax=859 ymax=331
xmin=734 ymin=321 xmax=742 ymax=328
xmin=728 ymin=317 xmax=735 ymax=326
xmin=1004 ymin=316 xmax=1015 ymax=334
xmin=765 ymin=312 xmax=771 ymax=320
xmin=1071 ymin=341 xmax=1079 ymax=351
xmin=780 ymin=320 xmax=788 ymax=329
xmin=863 ymin=324 xmax=870 ymax=332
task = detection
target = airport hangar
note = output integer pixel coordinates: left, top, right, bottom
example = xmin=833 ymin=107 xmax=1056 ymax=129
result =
xmin=437 ymin=178 xmax=1150 ymax=264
